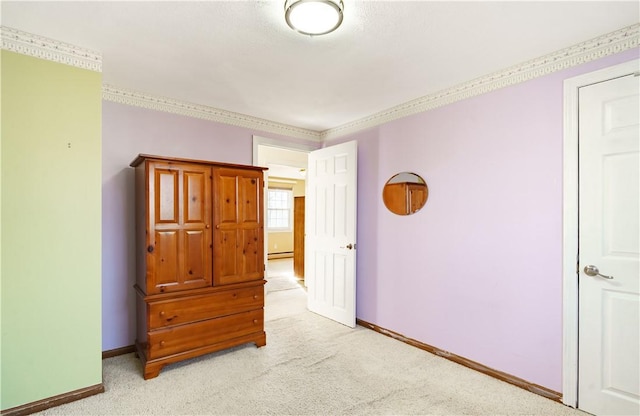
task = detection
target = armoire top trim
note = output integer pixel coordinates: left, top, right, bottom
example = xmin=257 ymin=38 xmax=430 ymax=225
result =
xmin=0 ymin=26 xmax=102 ymax=72
xmin=2 ymin=24 xmax=638 ymax=142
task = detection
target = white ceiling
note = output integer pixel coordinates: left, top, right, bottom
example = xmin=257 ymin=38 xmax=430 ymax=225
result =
xmin=2 ymin=1 xmax=638 ymax=133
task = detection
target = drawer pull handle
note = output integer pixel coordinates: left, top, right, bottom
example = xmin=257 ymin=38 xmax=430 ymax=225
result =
xmin=253 ymin=295 xmax=258 ymax=299
xmin=160 ymin=341 xmax=165 ymax=347
xmin=253 ymin=319 xmax=258 ymax=324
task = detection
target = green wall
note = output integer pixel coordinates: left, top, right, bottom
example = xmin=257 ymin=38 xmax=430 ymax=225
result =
xmin=1 ymin=51 xmax=102 ymax=410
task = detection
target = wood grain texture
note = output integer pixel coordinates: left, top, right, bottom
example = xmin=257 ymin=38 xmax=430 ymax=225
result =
xmin=133 ymin=155 xmax=266 ymax=379
xmin=293 ymin=197 xmax=305 ymax=278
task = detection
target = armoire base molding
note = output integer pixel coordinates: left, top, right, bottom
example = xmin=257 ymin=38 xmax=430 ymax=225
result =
xmin=0 ymin=384 xmax=105 ymax=416
xmin=356 ymin=319 xmax=563 ymax=403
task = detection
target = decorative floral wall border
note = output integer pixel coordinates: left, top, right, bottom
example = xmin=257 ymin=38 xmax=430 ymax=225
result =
xmin=321 ymin=23 xmax=639 ymax=141
xmin=102 ymin=85 xmax=322 ymax=142
xmin=0 ymin=26 xmax=102 ymax=72
xmin=2 ymin=23 xmax=638 ymax=142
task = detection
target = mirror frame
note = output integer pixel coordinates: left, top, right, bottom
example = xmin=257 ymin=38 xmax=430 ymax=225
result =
xmin=382 ymin=172 xmax=429 ymax=215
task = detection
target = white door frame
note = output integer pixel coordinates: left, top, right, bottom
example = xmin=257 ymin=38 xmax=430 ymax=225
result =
xmin=562 ymin=59 xmax=639 ymax=408
xmin=252 ymin=135 xmax=320 ymax=166
xmin=252 ymin=135 xmax=321 ymax=270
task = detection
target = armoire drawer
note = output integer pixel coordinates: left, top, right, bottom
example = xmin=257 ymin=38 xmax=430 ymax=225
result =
xmin=148 ymin=285 xmax=264 ymax=329
xmin=147 ymin=309 xmax=264 ymax=359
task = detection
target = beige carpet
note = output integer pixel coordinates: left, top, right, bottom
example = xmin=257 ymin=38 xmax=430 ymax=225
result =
xmin=265 ymin=274 xmax=302 ymax=293
xmin=36 ymin=288 xmax=588 ymax=415
xmin=265 ymin=258 xmax=304 ymax=293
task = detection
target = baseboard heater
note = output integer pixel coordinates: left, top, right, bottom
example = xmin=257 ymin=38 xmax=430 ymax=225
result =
xmin=268 ymin=251 xmax=293 ymax=259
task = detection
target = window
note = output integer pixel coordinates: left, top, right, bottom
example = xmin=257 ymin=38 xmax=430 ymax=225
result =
xmin=267 ymin=188 xmax=293 ymax=231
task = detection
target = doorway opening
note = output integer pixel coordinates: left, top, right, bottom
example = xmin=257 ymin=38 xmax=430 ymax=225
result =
xmin=253 ymin=135 xmax=318 ymax=293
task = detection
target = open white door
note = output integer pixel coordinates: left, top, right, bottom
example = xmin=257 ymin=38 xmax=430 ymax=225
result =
xmin=305 ymin=141 xmax=357 ymax=327
xmin=578 ymin=73 xmax=639 ymax=416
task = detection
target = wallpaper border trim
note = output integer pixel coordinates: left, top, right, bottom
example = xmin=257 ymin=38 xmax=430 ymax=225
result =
xmin=102 ymin=85 xmax=322 ymax=142
xmin=321 ymin=23 xmax=640 ymax=140
xmin=0 ymin=26 xmax=102 ymax=72
xmin=2 ymin=24 xmax=637 ymax=141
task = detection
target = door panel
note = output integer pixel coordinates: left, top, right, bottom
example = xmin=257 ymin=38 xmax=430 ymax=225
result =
xmin=184 ymin=171 xmax=206 ymax=223
xmin=153 ymin=230 xmax=180 ymax=289
xmin=184 ymin=230 xmax=206 ymax=284
xmin=602 ymin=291 xmax=638 ymax=396
xmin=217 ymin=174 xmax=239 ymax=225
xmin=147 ymin=162 xmax=212 ymax=294
xmin=182 ymin=167 xmax=212 ymax=287
xmin=604 ymin=153 xmax=638 ymax=256
xmin=156 ymin=169 xmax=179 ymax=223
xmin=241 ymin=228 xmax=262 ymax=277
xmin=239 ymin=176 xmax=260 ymax=223
xmin=214 ymin=168 xmax=264 ymax=285
xmin=218 ymin=229 xmax=238 ymax=278
xmin=306 ymin=141 xmax=357 ymax=328
xmin=578 ymin=74 xmax=639 ymax=416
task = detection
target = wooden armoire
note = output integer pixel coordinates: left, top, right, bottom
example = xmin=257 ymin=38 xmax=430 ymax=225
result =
xmin=131 ymin=154 xmax=267 ymax=379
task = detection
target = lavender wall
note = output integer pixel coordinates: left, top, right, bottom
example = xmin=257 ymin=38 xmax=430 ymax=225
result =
xmin=102 ymin=48 xmax=637 ymax=393
xmin=327 ymin=49 xmax=639 ymax=392
xmin=101 ymin=102 xmax=316 ymax=351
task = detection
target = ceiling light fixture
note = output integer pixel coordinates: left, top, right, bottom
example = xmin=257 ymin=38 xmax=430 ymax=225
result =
xmin=284 ymin=0 xmax=344 ymax=36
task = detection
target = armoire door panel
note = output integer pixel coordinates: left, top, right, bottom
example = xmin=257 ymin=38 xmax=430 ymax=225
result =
xmin=239 ymin=176 xmax=260 ymax=224
xmin=213 ymin=167 xmax=264 ymax=285
xmin=183 ymin=230 xmax=210 ymax=285
xmin=155 ymin=169 xmax=179 ymax=223
xmin=241 ymin=228 xmax=262 ymax=277
xmin=217 ymin=229 xmax=238 ymax=278
xmin=217 ymin=174 xmax=238 ymax=225
xmin=153 ymin=230 xmax=180 ymax=288
xmin=146 ymin=162 xmax=213 ymax=294
xmin=184 ymin=170 xmax=208 ymax=224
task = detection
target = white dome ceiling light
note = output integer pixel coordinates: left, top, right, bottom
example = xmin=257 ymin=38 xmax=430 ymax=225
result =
xmin=284 ymin=0 xmax=344 ymax=36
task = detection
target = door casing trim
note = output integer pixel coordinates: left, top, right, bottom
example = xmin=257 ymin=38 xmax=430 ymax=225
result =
xmin=562 ymin=59 xmax=639 ymax=408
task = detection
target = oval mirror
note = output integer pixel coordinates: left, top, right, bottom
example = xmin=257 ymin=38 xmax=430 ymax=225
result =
xmin=382 ymin=172 xmax=429 ymax=215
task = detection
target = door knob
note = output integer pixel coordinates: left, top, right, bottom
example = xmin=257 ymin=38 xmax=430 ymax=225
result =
xmin=583 ymin=265 xmax=614 ymax=280
xmin=340 ymin=243 xmax=354 ymax=250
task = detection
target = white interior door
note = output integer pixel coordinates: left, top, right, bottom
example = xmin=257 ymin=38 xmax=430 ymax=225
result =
xmin=578 ymin=73 xmax=639 ymax=416
xmin=305 ymin=141 xmax=357 ymax=327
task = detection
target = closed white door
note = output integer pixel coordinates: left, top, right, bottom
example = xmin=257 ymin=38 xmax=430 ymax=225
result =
xmin=305 ymin=141 xmax=357 ymax=327
xmin=578 ymin=73 xmax=639 ymax=415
